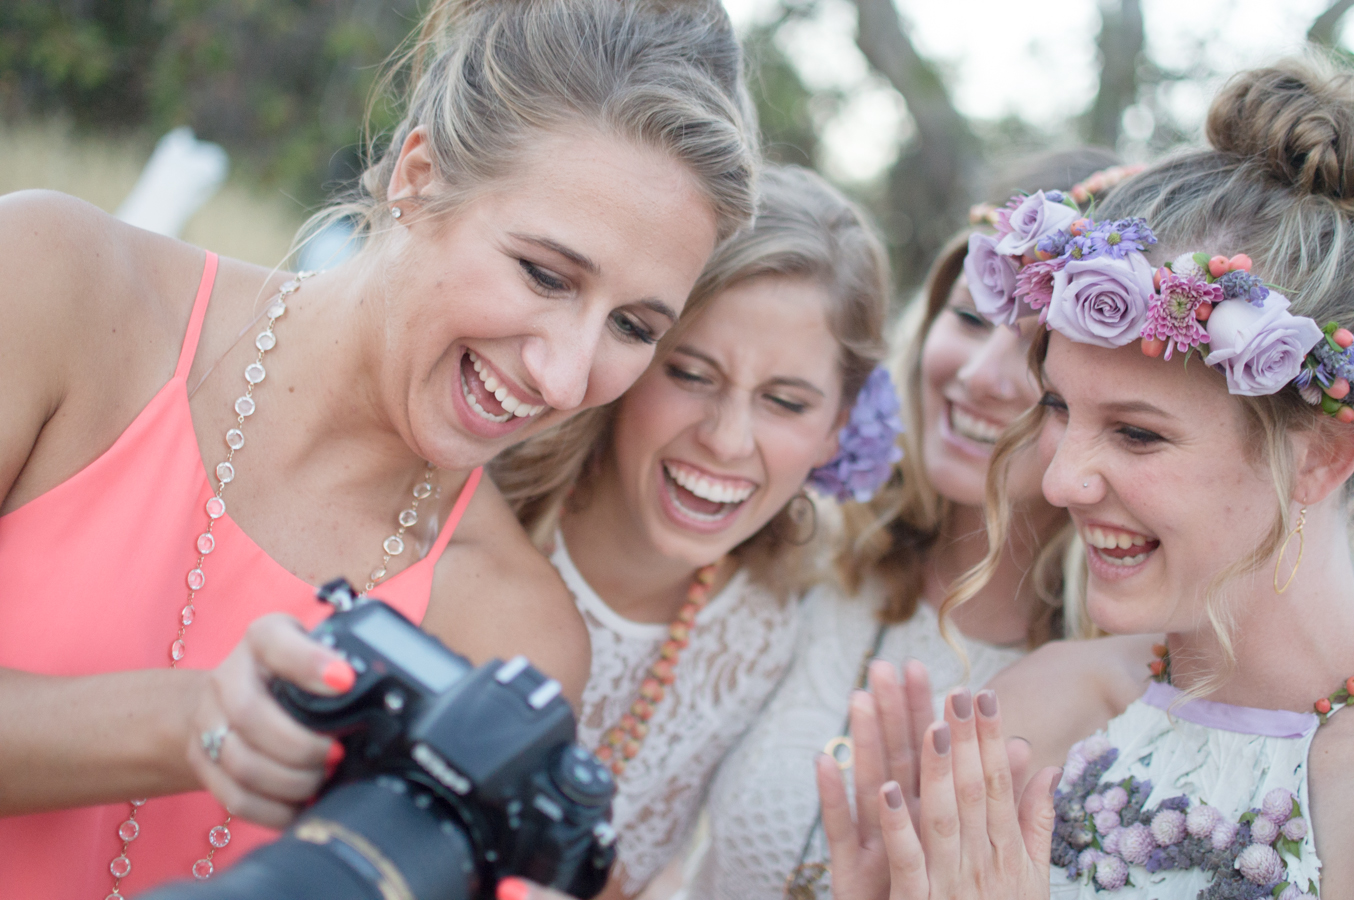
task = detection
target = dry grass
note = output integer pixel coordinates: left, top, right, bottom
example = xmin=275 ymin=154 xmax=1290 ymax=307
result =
xmin=0 ymin=119 xmax=305 ymax=267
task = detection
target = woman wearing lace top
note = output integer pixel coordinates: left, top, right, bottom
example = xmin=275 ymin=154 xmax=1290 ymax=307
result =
xmin=687 ymin=151 xmax=1130 ymax=900
xmin=491 ymin=166 xmax=894 ymax=898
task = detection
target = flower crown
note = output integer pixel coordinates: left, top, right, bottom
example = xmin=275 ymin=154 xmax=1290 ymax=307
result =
xmin=964 ymin=189 xmax=1354 ymax=421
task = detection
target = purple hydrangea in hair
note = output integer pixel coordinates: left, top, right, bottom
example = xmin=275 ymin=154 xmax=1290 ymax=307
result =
xmin=807 ymin=366 xmax=904 ymax=503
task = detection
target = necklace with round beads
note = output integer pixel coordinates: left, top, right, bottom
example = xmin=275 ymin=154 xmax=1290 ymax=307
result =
xmin=105 ymin=272 xmax=439 ymax=897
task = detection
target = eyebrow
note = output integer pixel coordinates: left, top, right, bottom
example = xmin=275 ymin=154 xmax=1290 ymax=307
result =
xmin=1099 ymin=399 xmax=1175 ymax=418
xmin=511 ymin=232 xmax=678 ymax=324
xmin=672 ymin=347 xmax=827 ymax=396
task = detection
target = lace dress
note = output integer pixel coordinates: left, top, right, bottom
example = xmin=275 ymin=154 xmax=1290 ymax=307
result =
xmin=550 ymin=536 xmax=799 ymax=895
xmin=687 ymin=578 xmax=1028 ymax=900
xmin=1049 ymin=681 xmax=1334 ymax=899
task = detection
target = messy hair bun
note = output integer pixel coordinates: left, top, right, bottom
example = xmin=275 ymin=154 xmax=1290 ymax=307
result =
xmin=1207 ymin=58 xmax=1354 ymax=201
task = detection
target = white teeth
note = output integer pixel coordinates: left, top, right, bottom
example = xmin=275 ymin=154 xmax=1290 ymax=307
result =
xmin=1096 ymin=549 xmax=1150 ymax=567
xmin=463 ymin=350 xmax=546 ymax=419
xmin=1084 ymin=526 xmax=1150 ymax=550
xmin=950 ymin=406 xmax=1002 ymax=443
xmin=663 ymin=462 xmax=756 ymax=504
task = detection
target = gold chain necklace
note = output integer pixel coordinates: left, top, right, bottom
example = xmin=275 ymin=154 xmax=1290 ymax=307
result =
xmin=104 ymin=273 xmax=437 ymax=897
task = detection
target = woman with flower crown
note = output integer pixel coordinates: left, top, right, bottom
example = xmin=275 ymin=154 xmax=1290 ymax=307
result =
xmin=816 ymin=57 xmax=1354 ymax=900
xmin=490 ymin=165 xmax=895 ymax=900
xmin=0 ymin=0 xmax=758 ymax=895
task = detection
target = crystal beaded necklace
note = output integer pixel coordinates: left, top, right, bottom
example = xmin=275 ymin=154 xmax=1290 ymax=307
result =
xmin=105 ymin=272 xmax=439 ymax=897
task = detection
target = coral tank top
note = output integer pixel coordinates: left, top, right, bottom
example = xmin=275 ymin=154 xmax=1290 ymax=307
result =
xmin=0 ymin=252 xmax=482 ymax=898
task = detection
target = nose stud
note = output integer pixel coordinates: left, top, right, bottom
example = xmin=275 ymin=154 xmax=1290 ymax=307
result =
xmin=1083 ymin=481 xmax=1089 ymax=488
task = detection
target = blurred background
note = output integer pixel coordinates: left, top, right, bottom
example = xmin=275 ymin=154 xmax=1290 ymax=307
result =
xmin=3 ymin=0 xmax=1353 ymax=290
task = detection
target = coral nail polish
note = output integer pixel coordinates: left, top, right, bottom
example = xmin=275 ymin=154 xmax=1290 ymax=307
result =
xmin=498 ymin=877 xmax=531 ymax=900
xmin=324 ymin=741 xmax=346 ymax=776
xmin=322 ymin=659 xmax=356 ymax=693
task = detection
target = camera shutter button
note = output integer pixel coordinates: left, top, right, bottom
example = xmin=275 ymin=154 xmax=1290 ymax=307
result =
xmin=551 ymin=746 xmax=615 ymax=807
xmin=383 ymin=690 xmax=405 ymax=713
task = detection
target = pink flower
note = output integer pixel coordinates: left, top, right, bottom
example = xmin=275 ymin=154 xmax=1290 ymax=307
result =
xmin=1282 ymin=816 xmax=1308 ymax=841
xmin=1094 ymin=855 xmax=1129 ymax=891
xmin=1262 ymin=788 xmax=1294 ymax=824
xmin=1139 ymin=273 xmax=1218 ymax=359
xmin=1094 ymin=810 xmax=1122 ymax=835
xmin=1063 ymin=750 xmax=1088 ymax=785
xmin=1101 ymin=786 xmax=1128 ymax=812
xmin=1100 ymin=827 xmax=1123 ymax=855
xmin=1084 ymin=793 xmax=1105 ymax=814
xmin=1014 ymin=258 xmax=1065 ymax=316
xmin=1186 ymin=804 xmax=1222 ymax=838
xmin=1250 ymin=816 xmax=1279 ymax=845
xmin=1079 ymin=735 xmax=1113 ymax=762
xmin=1211 ymin=820 xmax=1240 ymax=850
xmin=1118 ymin=823 xmax=1154 ymax=865
xmin=1151 ymin=809 xmax=1187 ymax=846
xmin=1278 ymin=885 xmax=1313 ymax=900
xmin=1236 ymin=843 xmax=1284 ymax=886
xmin=1078 ymin=849 xmax=1102 ymax=872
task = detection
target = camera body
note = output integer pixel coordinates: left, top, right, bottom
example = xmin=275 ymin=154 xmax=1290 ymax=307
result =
xmin=271 ymin=579 xmax=617 ymax=898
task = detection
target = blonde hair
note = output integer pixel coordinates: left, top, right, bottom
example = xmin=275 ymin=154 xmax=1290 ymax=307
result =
xmin=840 ymin=149 xmax=1120 ymax=643
xmin=492 ymin=165 xmax=891 ymax=595
xmin=298 ymin=0 xmax=759 ymax=251
xmin=945 ymin=56 xmax=1354 ymax=690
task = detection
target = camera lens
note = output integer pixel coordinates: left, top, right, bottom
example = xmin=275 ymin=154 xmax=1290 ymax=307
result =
xmin=550 ymin=745 xmax=614 ymax=808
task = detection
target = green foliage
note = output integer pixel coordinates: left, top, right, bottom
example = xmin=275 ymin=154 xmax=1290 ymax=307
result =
xmin=743 ymin=24 xmax=823 ymax=169
xmin=0 ymin=0 xmax=418 ymax=205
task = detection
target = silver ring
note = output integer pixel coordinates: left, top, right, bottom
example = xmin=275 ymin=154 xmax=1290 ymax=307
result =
xmin=201 ymin=725 xmax=229 ymax=764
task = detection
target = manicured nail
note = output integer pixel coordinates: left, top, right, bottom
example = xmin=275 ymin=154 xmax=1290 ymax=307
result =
xmin=322 ymin=659 xmax=356 ymax=693
xmin=1049 ymin=769 xmax=1064 ymax=796
xmin=498 ymin=877 xmax=531 ymax=900
xmin=951 ymin=689 xmax=972 ymax=721
xmin=933 ymin=723 xmax=951 ymax=755
xmin=324 ymin=741 xmax=345 ymax=776
xmin=884 ymin=781 xmax=904 ymax=810
xmin=977 ymin=690 xmax=998 ymax=718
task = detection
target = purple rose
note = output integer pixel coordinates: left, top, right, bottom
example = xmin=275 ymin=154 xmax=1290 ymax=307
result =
xmin=964 ymin=233 xmax=1020 ymax=325
xmin=1046 ymin=252 xmax=1155 ymax=348
xmin=1204 ymin=294 xmax=1324 ymax=396
xmin=994 ymin=190 xmax=1080 ymax=257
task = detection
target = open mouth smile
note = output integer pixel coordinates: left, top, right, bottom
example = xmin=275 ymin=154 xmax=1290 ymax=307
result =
xmin=660 ymin=461 xmax=758 ymax=528
xmin=460 ymin=349 xmax=547 ymax=424
xmin=948 ymin=403 xmax=1004 ymax=445
xmin=1081 ymin=523 xmax=1160 ymax=568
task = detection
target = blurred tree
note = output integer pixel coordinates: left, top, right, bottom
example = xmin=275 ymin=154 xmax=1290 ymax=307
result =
xmin=743 ymin=22 xmax=822 ymax=168
xmin=1087 ymin=0 xmax=1144 ymax=147
xmin=0 ymin=0 xmax=417 ymax=205
xmin=1310 ymin=0 xmax=1354 ymax=47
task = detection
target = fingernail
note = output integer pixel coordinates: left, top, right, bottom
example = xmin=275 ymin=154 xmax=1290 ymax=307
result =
xmin=322 ymin=659 xmax=356 ymax=693
xmin=977 ymin=690 xmax=998 ymax=718
xmin=933 ymin=723 xmax=951 ymax=755
xmin=884 ymin=782 xmax=903 ymax=810
xmin=1049 ymin=769 xmax=1064 ymax=796
xmin=498 ymin=877 xmax=531 ymax=900
xmin=951 ymin=689 xmax=972 ymax=721
xmin=324 ymin=741 xmax=345 ymax=776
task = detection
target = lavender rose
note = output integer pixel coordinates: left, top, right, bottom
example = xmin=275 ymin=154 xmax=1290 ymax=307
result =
xmin=964 ymin=233 xmax=1020 ymax=325
xmin=994 ymin=190 xmax=1080 ymax=257
xmin=1046 ymin=253 xmax=1155 ymax=348
xmin=1204 ymin=293 xmax=1324 ymax=396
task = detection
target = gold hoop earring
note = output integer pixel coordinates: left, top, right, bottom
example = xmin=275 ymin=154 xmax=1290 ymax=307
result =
xmin=1274 ymin=506 xmax=1307 ymax=594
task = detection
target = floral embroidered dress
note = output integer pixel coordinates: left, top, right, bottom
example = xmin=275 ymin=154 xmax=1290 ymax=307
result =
xmin=1050 ymin=681 xmax=1337 ymax=899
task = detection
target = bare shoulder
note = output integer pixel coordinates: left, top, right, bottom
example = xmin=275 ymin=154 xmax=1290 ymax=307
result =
xmin=422 ymin=475 xmax=591 ymax=708
xmin=1308 ymin=705 xmax=1354 ymax=895
xmin=985 ymin=633 xmax=1158 ymax=771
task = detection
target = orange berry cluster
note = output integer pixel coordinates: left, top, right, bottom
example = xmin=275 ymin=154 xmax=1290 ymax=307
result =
xmin=1313 ymin=675 xmax=1354 ymax=723
xmin=594 ymin=563 xmax=719 ymax=776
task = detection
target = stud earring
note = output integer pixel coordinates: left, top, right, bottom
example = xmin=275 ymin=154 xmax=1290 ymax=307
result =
xmin=391 ymin=206 xmax=403 ymax=219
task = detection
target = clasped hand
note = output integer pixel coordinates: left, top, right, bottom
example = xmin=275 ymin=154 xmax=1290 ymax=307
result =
xmin=818 ymin=660 xmax=1059 ymax=900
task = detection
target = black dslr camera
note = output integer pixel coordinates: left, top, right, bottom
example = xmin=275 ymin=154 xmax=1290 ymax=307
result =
xmin=145 ymin=578 xmax=617 ymax=900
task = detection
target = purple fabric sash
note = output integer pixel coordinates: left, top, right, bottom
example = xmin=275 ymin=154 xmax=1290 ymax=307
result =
xmin=1141 ymin=681 xmax=1318 ymax=740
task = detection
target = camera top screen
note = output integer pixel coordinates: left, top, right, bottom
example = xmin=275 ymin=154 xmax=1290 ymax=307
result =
xmin=352 ymin=607 xmax=471 ymax=694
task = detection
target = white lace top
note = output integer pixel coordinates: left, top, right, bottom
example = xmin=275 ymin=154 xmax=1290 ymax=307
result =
xmin=687 ymin=579 xmax=1028 ymax=900
xmin=1048 ymin=681 xmax=1331 ymax=899
xmin=551 ymin=536 xmax=799 ymax=896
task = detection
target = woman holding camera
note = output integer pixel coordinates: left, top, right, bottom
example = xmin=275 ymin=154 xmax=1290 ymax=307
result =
xmin=0 ymin=0 xmax=757 ymax=894
xmin=492 ymin=165 xmax=895 ymax=899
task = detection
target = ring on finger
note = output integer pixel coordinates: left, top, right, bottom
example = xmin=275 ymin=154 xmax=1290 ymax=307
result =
xmin=201 ymin=724 xmax=230 ymax=764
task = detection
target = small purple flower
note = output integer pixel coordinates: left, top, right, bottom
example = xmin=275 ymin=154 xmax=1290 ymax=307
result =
xmin=1084 ymin=793 xmax=1105 ymax=814
xmin=1119 ymin=823 xmax=1155 ymax=865
xmin=994 ymin=191 xmax=1081 ymax=257
xmin=1278 ymin=885 xmax=1314 ymax=900
xmin=1078 ymin=848 xmax=1102 ymax=872
xmin=1249 ymin=816 xmax=1279 ymax=846
xmin=1235 ymin=843 xmax=1284 ymax=886
xmin=1204 ymin=293 xmax=1325 ymax=396
xmin=1211 ymin=820 xmax=1240 ymax=850
xmin=1037 ymin=229 xmax=1072 ymax=258
xmin=1218 ymin=269 xmax=1270 ymax=306
xmin=1094 ymin=855 xmax=1129 ymax=890
xmin=1101 ymin=785 xmax=1128 ymax=812
xmin=1094 ymin=809 xmax=1122 ymax=835
xmin=1261 ymin=788 xmax=1294 ymax=824
xmin=1046 ymin=253 xmax=1155 ymax=348
xmin=1282 ymin=816 xmax=1308 ymax=841
xmin=1151 ymin=809 xmax=1187 ymax=846
xmin=808 ymin=366 xmax=904 ymax=502
xmin=1086 ymin=217 xmax=1156 ymax=259
xmin=1101 ymin=827 xmax=1123 ymax=855
xmin=1295 ymin=367 xmax=1324 ymax=405
xmin=963 ymin=233 xmax=1021 ymax=326
xmin=1186 ymin=804 xmax=1222 ymax=838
